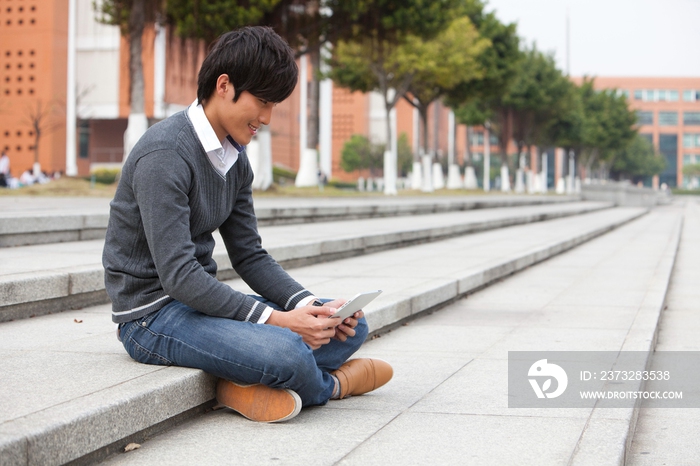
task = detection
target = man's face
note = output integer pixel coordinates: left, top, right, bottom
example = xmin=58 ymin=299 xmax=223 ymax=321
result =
xmin=218 ymin=87 xmax=275 ymax=146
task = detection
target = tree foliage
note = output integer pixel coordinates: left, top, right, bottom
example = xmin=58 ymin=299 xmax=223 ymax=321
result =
xmin=577 ymin=78 xmax=637 ymax=177
xmin=403 ymin=15 xmax=489 ymax=159
xmin=447 ymin=11 xmax=521 ymax=172
xmin=683 ymin=163 xmax=700 ymax=178
xmin=610 ymin=134 xmax=665 ymax=180
xmin=340 ymin=134 xmax=384 ymax=176
xmin=447 ymin=7 xmax=520 ymax=123
xmin=328 ymin=0 xmax=460 ymax=192
xmin=508 ymin=45 xmax=572 ymax=161
xmin=165 ymin=0 xmax=280 ymax=45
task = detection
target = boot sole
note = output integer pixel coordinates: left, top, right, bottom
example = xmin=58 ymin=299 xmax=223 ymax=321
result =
xmin=216 ymin=379 xmax=302 ymax=423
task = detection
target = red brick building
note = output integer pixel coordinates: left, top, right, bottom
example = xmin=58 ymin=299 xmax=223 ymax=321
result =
xmin=576 ymin=77 xmax=700 ymax=188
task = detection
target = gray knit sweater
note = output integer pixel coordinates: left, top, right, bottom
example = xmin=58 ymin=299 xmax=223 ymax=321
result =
xmin=103 ymin=111 xmax=312 ymax=324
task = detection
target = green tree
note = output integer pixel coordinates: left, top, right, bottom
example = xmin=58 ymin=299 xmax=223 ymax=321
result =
xmin=578 ymin=78 xmax=637 ymax=179
xmin=508 ymin=45 xmax=572 ymax=169
xmin=340 ymin=134 xmax=384 ymax=177
xmin=683 ymin=163 xmax=700 ymax=178
xmin=446 ymin=10 xmax=520 ymax=171
xmin=403 ymin=15 xmax=489 ymax=161
xmin=166 ymin=0 xmax=280 ymax=45
xmin=546 ymin=82 xmax=584 ymax=152
xmin=610 ymin=134 xmax=665 ymax=181
xmin=327 ymin=0 xmax=460 ymax=194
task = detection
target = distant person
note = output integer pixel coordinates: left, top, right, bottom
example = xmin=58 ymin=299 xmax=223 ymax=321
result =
xmin=102 ymin=26 xmax=392 ymax=424
xmin=19 ymin=169 xmax=35 ymax=186
xmin=317 ymin=169 xmax=328 ymax=192
xmin=0 ymin=150 xmax=9 ymax=187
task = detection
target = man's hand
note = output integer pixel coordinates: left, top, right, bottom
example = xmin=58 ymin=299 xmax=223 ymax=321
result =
xmin=323 ymin=298 xmax=363 ymax=342
xmin=333 ymin=310 xmax=364 ymax=342
xmin=266 ymin=305 xmax=341 ymax=350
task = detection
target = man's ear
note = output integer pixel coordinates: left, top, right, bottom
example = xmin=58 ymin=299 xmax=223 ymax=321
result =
xmin=215 ymin=74 xmax=232 ymax=99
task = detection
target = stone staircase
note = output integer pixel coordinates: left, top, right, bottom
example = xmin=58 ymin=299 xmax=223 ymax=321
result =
xmin=0 ymin=194 xmax=684 ymax=465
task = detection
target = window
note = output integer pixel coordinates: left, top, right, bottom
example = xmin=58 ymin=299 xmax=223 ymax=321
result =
xmin=637 ymin=111 xmax=653 ymax=125
xmin=684 ymin=134 xmax=694 ymax=148
xmin=470 ymin=131 xmax=484 ymax=146
xmin=645 ymin=90 xmax=655 ymax=101
xmin=669 ymin=90 xmax=679 ymax=102
xmin=634 ymin=90 xmax=643 ymax=101
xmin=684 ymin=112 xmax=700 ymax=126
xmin=659 ymin=112 xmax=678 ymax=126
xmin=684 ymin=134 xmax=700 ymax=148
xmin=658 ymin=90 xmax=667 ymax=101
xmin=684 ymin=154 xmax=695 ymax=165
xmin=659 ymin=134 xmax=678 ymax=188
xmin=490 ymin=133 xmax=499 ymax=146
xmin=683 ymin=90 xmax=699 ymax=102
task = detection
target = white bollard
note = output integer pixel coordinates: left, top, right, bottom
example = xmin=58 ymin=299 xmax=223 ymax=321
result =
xmin=432 ymin=163 xmax=445 ymax=190
xmin=464 ymin=166 xmax=478 ymax=189
xmin=500 ymin=165 xmax=511 ymax=192
xmin=514 ymin=169 xmax=525 ymax=193
xmin=411 ymin=161 xmax=422 ymax=190
xmin=556 ymin=178 xmax=565 ymax=194
xmin=446 ymin=164 xmax=463 ymax=189
xmin=421 ymin=155 xmax=433 ymax=192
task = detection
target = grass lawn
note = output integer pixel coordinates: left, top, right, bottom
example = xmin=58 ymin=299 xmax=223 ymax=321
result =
xmin=0 ymin=177 xmax=118 ymax=197
xmin=1 ymin=177 xmax=507 ymax=198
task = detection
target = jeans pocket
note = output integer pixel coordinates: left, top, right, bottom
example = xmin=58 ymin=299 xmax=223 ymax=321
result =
xmin=122 ymin=312 xmax=173 ymax=366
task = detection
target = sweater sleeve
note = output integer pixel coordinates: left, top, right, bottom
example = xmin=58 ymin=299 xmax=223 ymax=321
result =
xmin=218 ymin=157 xmax=313 ymax=311
xmin=132 ymin=150 xmax=267 ymax=321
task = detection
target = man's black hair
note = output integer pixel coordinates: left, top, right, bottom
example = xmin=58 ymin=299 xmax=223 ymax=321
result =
xmin=197 ymin=26 xmax=298 ymax=105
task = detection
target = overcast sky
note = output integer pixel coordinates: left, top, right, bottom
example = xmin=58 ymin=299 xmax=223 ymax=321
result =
xmin=484 ymin=0 xmax=700 ymax=77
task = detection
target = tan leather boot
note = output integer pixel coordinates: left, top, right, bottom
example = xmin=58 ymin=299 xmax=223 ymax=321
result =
xmin=332 ymin=358 xmax=393 ymax=399
xmin=216 ymin=379 xmax=302 ymax=422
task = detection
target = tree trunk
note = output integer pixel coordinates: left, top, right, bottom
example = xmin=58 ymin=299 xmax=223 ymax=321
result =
xmin=421 ymin=106 xmax=429 ymax=157
xmin=123 ymin=0 xmax=147 ymax=162
xmin=307 ymin=47 xmax=320 ymax=150
xmin=129 ymin=0 xmax=145 ymax=115
xmin=465 ymin=126 xmax=472 ymax=167
xmin=433 ymin=100 xmax=440 ymax=162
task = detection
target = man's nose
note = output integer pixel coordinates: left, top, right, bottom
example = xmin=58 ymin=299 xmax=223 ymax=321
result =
xmin=259 ymin=105 xmax=273 ymax=126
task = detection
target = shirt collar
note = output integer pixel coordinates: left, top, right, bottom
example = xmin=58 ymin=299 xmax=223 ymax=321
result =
xmin=187 ymin=100 xmax=245 ymax=153
xmin=187 ymin=100 xmax=241 ymax=177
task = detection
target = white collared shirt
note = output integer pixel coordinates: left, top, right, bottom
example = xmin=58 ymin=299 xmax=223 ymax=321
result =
xmin=187 ymin=100 xmax=239 ymax=178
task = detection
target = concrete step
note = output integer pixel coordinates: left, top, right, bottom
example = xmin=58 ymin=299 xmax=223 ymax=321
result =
xmin=104 ymin=206 xmax=681 ymax=466
xmin=0 ymin=201 xmax=610 ymax=323
xmin=0 ymin=194 xmax=579 ymax=247
xmin=628 ymin=197 xmax=700 ymax=465
xmin=0 ymin=206 xmax=654 ymax=466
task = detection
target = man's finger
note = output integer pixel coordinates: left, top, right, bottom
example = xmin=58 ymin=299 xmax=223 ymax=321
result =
xmin=307 ymin=305 xmax=338 ymax=318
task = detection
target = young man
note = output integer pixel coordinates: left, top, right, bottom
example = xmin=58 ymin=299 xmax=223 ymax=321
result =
xmin=102 ymin=26 xmax=392 ymax=423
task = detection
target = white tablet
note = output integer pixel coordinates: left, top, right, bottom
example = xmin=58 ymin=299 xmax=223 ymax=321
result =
xmin=328 ymin=290 xmax=382 ymax=321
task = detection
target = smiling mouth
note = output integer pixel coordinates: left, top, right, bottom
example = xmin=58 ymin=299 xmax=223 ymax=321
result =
xmin=248 ymin=124 xmax=258 ymax=135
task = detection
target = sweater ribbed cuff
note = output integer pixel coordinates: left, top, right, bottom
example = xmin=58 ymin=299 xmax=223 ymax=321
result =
xmin=243 ymin=300 xmax=266 ymax=323
xmin=283 ymin=289 xmax=314 ymax=310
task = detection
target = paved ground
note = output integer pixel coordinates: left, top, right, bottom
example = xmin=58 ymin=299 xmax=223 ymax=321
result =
xmin=0 ymin=193 xmax=695 ymax=465
xmin=628 ymin=197 xmax=700 ymax=466
xmin=96 ymin=204 xmax=688 ymax=466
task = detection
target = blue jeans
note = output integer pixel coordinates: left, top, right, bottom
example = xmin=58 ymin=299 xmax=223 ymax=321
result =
xmin=118 ymin=297 xmax=368 ymax=407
